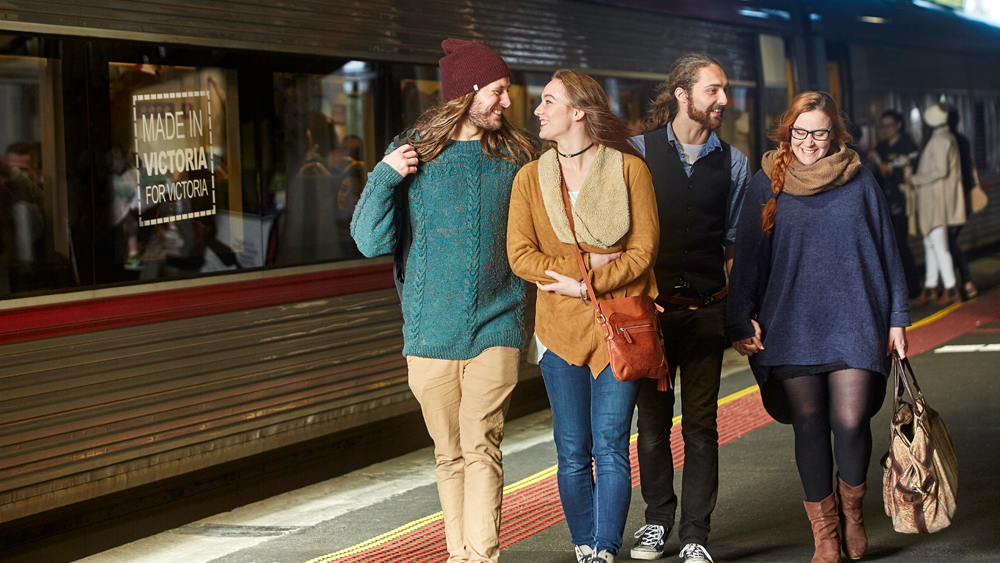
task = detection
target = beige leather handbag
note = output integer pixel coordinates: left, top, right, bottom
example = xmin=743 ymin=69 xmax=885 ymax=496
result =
xmin=881 ymin=355 xmax=957 ymax=533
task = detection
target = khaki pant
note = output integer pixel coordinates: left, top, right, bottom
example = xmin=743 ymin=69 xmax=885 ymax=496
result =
xmin=407 ymin=346 xmax=520 ymax=563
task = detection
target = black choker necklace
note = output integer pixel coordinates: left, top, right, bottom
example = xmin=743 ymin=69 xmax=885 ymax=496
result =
xmin=557 ymin=143 xmax=594 ymax=158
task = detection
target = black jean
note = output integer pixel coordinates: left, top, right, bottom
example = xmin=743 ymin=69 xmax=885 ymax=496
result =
xmin=636 ymin=300 xmax=727 ymax=546
xmin=947 ymin=225 xmax=972 ymax=287
xmin=891 ymin=213 xmax=922 ymax=298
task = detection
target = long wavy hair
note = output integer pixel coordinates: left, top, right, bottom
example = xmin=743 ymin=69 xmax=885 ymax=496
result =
xmin=549 ymin=69 xmax=644 ymax=161
xmin=760 ymin=92 xmax=852 ymax=236
xmin=405 ymin=90 xmax=535 ymax=165
xmin=638 ymin=54 xmax=722 ymax=134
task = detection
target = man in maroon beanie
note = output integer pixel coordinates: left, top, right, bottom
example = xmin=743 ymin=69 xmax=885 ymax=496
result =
xmin=352 ymin=39 xmax=534 ymax=563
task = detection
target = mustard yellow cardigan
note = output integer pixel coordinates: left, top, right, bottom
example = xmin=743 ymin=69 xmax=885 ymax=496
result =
xmin=507 ymin=151 xmax=660 ymax=376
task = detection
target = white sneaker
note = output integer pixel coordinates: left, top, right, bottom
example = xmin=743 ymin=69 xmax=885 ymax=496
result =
xmin=591 ymin=550 xmax=615 ymax=563
xmin=630 ymin=524 xmax=667 ymax=559
xmin=678 ymin=543 xmax=713 ymax=563
xmin=575 ymin=544 xmax=594 ymax=562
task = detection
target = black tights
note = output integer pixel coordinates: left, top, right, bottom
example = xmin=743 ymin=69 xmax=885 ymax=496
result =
xmin=781 ymin=369 xmax=876 ymax=502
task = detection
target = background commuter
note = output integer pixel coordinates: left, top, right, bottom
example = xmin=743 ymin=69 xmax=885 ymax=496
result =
xmin=351 ymin=38 xmax=535 ymax=563
xmin=507 ymin=69 xmax=658 ymax=563
xmin=909 ymin=103 xmax=965 ymax=305
xmin=945 ymin=105 xmax=979 ymax=299
xmin=0 ymin=151 xmax=45 ymax=292
xmin=5 ymin=142 xmax=42 ymax=187
xmin=871 ymin=110 xmax=922 ymax=298
xmin=627 ymin=53 xmax=749 ymax=563
xmin=729 ymin=92 xmax=909 ymax=563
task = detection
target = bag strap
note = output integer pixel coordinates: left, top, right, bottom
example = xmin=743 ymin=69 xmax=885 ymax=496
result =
xmin=558 ymin=162 xmax=605 ymax=324
xmin=892 ymin=353 xmax=923 ymax=408
xmin=391 ymin=128 xmax=418 ymax=295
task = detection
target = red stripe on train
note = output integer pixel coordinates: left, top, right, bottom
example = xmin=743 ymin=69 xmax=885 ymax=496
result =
xmin=0 ymin=264 xmax=394 ymax=344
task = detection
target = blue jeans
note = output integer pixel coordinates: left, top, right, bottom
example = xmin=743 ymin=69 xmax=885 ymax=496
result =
xmin=540 ymin=351 xmax=640 ymax=554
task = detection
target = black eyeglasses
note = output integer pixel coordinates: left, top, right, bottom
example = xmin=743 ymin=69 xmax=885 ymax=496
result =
xmin=790 ymin=126 xmax=832 ymax=141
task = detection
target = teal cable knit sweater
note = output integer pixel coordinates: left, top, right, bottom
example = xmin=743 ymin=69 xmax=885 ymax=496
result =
xmin=351 ymin=140 xmax=526 ymax=359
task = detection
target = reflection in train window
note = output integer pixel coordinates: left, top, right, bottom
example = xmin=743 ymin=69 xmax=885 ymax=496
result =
xmin=718 ymin=85 xmax=755 ymax=167
xmin=108 ymin=63 xmax=250 ymax=280
xmin=603 ymin=77 xmax=659 ymax=129
xmin=268 ymin=64 xmax=374 ymax=266
xmin=401 ymin=78 xmax=442 ymax=130
xmin=0 ymin=53 xmax=70 ymax=296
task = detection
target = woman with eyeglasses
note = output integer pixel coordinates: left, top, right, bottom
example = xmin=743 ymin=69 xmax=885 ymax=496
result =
xmin=728 ymin=92 xmax=909 ymax=563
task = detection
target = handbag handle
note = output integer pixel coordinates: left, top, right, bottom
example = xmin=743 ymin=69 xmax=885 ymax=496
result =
xmin=558 ymin=161 xmax=605 ymax=324
xmin=892 ymin=352 xmax=924 ymax=408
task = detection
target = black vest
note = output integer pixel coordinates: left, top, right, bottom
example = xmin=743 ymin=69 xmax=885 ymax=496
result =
xmin=644 ymin=127 xmax=732 ymax=294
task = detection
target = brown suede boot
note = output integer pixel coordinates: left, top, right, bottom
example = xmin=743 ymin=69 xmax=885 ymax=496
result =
xmin=804 ymin=494 xmax=842 ymax=563
xmin=837 ymin=477 xmax=868 ymax=560
xmin=937 ymin=287 xmax=959 ymax=305
xmin=909 ymin=287 xmax=936 ymax=306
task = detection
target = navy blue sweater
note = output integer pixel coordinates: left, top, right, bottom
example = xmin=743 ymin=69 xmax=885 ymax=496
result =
xmin=728 ymin=167 xmax=910 ymax=421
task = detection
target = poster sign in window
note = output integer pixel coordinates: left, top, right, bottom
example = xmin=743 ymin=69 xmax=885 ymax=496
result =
xmin=132 ymin=90 xmax=216 ymax=226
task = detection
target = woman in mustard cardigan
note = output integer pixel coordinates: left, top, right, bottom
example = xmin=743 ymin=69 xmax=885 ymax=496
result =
xmin=507 ymin=69 xmax=659 ymax=563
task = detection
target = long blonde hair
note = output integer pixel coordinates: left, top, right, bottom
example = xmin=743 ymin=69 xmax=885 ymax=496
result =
xmin=550 ymin=69 xmax=643 ymax=161
xmin=760 ymin=91 xmax=852 ymax=236
xmin=406 ymin=92 xmax=535 ymax=165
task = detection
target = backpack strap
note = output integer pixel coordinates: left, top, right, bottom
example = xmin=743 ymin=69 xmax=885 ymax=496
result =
xmin=392 ymin=129 xmax=418 ymax=299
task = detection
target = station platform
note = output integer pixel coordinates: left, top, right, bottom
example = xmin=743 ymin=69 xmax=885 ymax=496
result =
xmin=75 ymin=257 xmax=1000 ymax=563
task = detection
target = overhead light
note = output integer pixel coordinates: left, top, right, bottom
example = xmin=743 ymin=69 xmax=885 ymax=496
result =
xmin=342 ymin=61 xmax=367 ymax=73
xmin=739 ymin=8 xmax=769 ymax=19
xmin=738 ymin=8 xmax=791 ymax=20
xmin=810 ymin=13 xmax=823 ymax=21
xmin=858 ymin=16 xmax=890 ymax=24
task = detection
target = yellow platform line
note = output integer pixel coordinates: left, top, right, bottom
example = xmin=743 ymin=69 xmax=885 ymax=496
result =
xmin=910 ymin=299 xmax=967 ymax=329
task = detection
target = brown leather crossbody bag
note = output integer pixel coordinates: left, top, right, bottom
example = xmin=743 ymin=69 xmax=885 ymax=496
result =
xmin=559 ymin=172 xmax=670 ymax=391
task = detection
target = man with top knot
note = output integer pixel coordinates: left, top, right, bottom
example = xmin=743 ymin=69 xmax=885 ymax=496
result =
xmin=351 ymin=39 xmax=535 ymax=563
xmin=627 ymin=54 xmax=750 ymax=563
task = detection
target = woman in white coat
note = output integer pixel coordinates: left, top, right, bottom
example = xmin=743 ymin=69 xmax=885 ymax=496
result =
xmin=909 ymin=103 xmax=965 ymax=305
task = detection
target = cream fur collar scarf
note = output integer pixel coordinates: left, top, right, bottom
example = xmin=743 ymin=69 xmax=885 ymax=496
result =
xmin=538 ymin=145 xmax=630 ymax=249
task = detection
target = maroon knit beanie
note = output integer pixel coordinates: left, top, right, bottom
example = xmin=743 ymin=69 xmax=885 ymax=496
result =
xmin=439 ymin=39 xmax=510 ymax=102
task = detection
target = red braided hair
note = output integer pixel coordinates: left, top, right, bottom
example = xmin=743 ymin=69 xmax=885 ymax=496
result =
xmin=759 ymin=91 xmax=852 ymax=236
xmin=760 ymin=143 xmax=792 ymax=236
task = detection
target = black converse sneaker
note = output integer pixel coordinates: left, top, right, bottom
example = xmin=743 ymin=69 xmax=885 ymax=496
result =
xmin=678 ymin=543 xmax=713 ymax=563
xmin=630 ymin=524 xmax=668 ymax=560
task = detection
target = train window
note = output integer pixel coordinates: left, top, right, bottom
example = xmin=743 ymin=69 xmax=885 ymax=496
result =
xmin=517 ymin=72 xmax=551 ymax=141
xmin=718 ymin=85 xmax=755 ymax=167
xmin=401 ymin=76 xmax=442 ymax=128
xmin=107 ymin=63 xmax=250 ymax=280
xmin=603 ymin=77 xmax=659 ymax=129
xmin=0 ymin=47 xmax=72 ymax=297
xmin=267 ymin=64 xmax=375 ymax=266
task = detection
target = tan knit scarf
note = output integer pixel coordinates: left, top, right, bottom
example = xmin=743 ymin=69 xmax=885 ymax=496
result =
xmin=538 ymin=145 xmax=630 ymax=249
xmin=762 ymin=142 xmax=861 ymax=196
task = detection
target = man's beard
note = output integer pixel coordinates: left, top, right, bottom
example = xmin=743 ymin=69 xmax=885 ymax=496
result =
xmin=467 ymin=99 xmax=503 ymax=132
xmin=687 ymin=102 xmax=723 ymax=129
